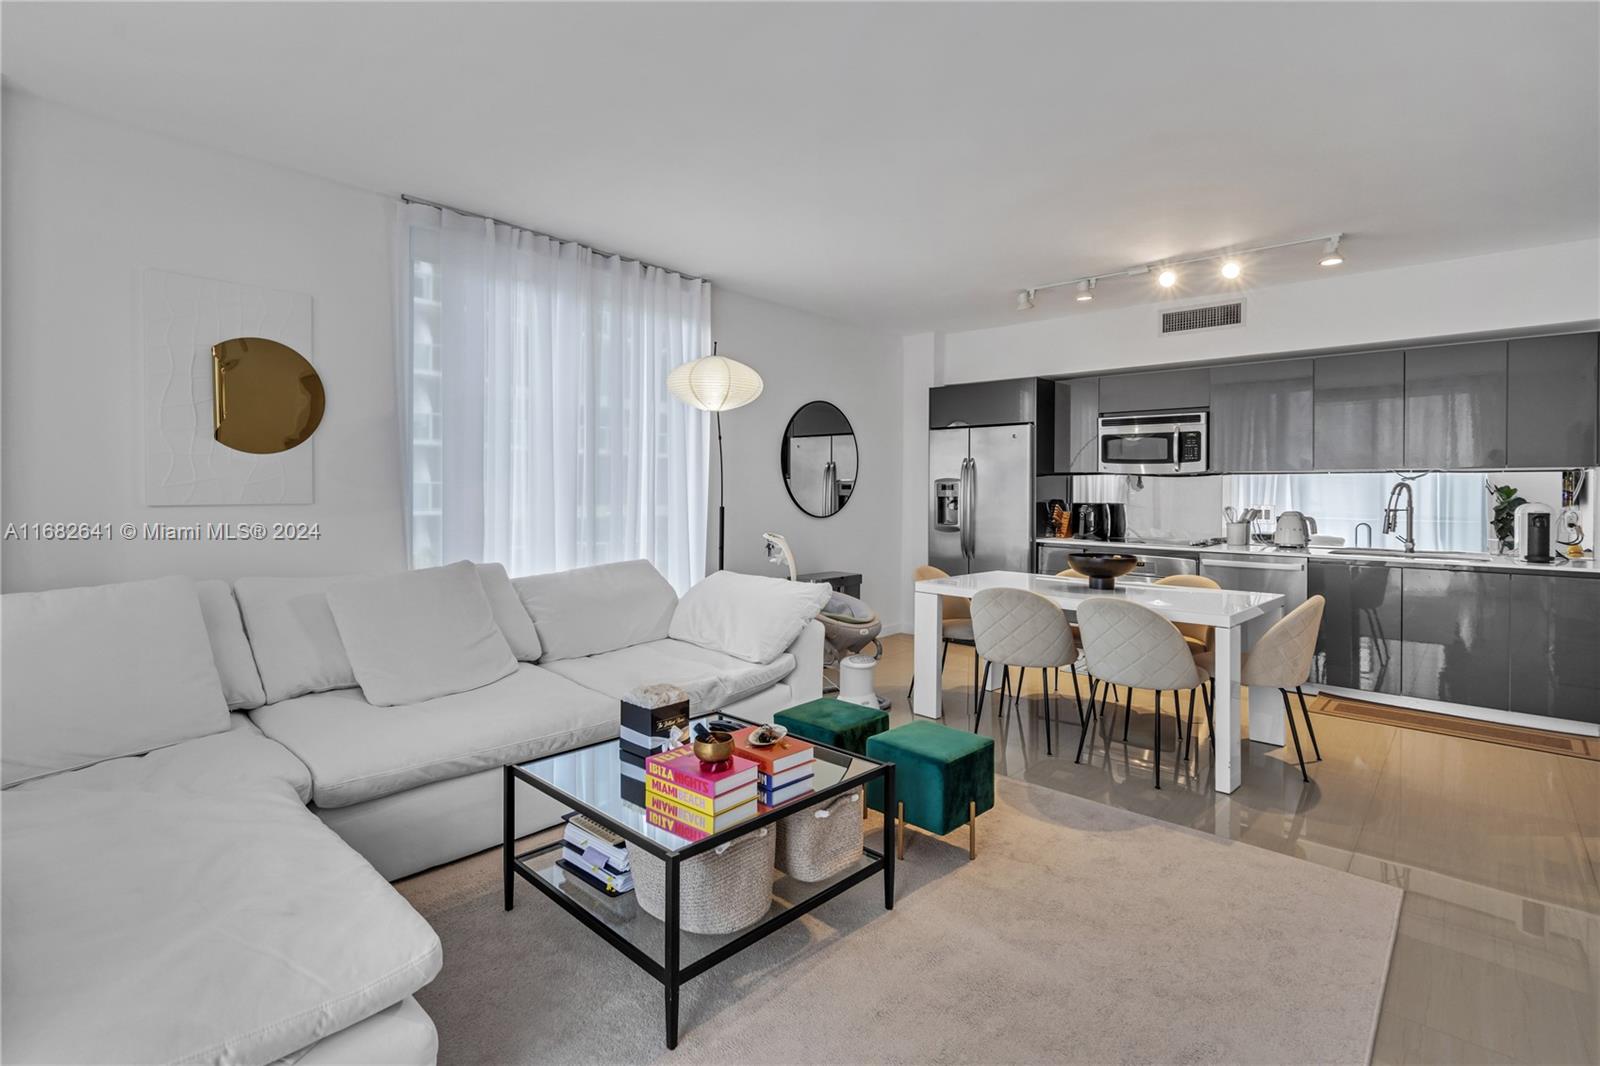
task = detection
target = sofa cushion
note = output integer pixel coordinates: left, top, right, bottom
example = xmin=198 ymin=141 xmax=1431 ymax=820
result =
xmin=513 ymin=558 xmax=678 ymax=661
xmin=12 ymin=714 xmax=313 ymax=804
xmin=235 ymin=576 xmax=360 ymax=704
xmin=250 ymin=664 xmax=616 ymax=808
xmin=1 ymin=576 xmax=230 ymax=788
xmin=196 ymin=579 xmax=268 ymax=710
xmin=327 ymin=562 xmax=518 ymax=707
xmin=543 ymin=638 xmax=795 ymax=714
xmin=476 ymin=562 xmax=542 ymax=661
xmin=0 ymin=784 xmax=441 ymax=1066
xmin=669 ymin=570 xmax=831 ymax=664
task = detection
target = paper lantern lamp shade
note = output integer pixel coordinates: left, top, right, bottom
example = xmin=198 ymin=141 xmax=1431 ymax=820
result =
xmin=666 ymin=355 xmax=764 ymax=412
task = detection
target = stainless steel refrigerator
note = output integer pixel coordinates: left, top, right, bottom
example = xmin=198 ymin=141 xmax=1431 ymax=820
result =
xmin=928 ymin=424 xmax=1034 ymax=574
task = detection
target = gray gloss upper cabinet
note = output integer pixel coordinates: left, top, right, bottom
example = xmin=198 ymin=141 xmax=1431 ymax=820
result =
xmin=1506 ymin=333 xmax=1599 ymax=469
xmin=1313 ymin=350 xmax=1404 ymax=470
xmin=1097 ymin=367 xmax=1210 ymax=414
xmin=1060 ymin=377 xmax=1100 ymax=473
xmin=1508 ymin=574 xmax=1600 ymax=724
xmin=1398 ymin=568 xmax=1510 ymax=710
xmin=1403 ymin=342 xmax=1508 ymax=469
xmin=1210 ymin=359 xmax=1312 ymax=472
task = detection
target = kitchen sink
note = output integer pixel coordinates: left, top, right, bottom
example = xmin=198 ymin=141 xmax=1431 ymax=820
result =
xmin=1326 ymin=548 xmax=1493 ymax=562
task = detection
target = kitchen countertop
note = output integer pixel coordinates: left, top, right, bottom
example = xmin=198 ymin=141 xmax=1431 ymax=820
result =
xmin=1036 ymin=536 xmax=1600 ymax=578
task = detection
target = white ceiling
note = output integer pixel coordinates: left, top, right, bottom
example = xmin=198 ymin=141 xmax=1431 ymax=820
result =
xmin=4 ymin=2 xmax=1597 ymax=333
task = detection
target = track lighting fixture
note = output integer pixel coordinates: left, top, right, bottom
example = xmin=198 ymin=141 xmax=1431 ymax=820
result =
xmin=1016 ymin=231 xmax=1346 ymax=309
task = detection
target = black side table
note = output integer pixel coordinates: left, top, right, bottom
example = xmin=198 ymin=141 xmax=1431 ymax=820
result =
xmin=798 ymin=570 xmax=861 ymax=598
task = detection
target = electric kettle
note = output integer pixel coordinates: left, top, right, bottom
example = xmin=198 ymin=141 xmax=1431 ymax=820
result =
xmin=1273 ymin=511 xmax=1317 ymax=548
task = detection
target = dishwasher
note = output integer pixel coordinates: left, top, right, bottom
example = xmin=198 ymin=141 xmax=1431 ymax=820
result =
xmin=1197 ymin=552 xmax=1308 ymax=609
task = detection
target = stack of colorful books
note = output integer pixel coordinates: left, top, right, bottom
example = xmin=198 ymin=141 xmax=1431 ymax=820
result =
xmin=732 ymin=726 xmax=816 ymax=806
xmin=558 ymin=813 xmax=634 ymax=896
xmin=643 ymin=746 xmax=759 ymax=841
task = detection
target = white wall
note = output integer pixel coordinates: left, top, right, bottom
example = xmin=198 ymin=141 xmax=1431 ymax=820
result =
xmin=1 ymin=92 xmax=404 ymax=592
xmin=710 ymin=290 xmax=906 ymax=628
xmin=937 ymin=239 xmax=1600 ymax=383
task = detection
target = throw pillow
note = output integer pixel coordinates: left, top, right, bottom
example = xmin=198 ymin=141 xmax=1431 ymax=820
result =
xmin=669 ymin=571 xmax=831 ymax=664
xmin=326 ymin=561 xmax=518 ymax=707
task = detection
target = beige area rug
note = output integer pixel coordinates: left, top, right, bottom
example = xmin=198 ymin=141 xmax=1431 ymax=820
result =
xmin=398 ymin=777 xmax=1400 ymax=1065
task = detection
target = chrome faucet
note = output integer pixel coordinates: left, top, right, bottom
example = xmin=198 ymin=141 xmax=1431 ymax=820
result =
xmin=1354 ymin=521 xmax=1373 ymax=549
xmin=1383 ymin=481 xmax=1416 ymax=553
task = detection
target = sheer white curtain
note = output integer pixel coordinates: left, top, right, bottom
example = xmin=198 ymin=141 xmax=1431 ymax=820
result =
xmin=395 ymin=203 xmax=710 ymax=591
xmin=1230 ymin=472 xmax=1489 ymax=551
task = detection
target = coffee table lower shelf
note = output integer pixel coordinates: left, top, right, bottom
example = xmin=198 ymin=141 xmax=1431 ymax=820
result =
xmin=504 ymin=763 xmax=895 ymax=1049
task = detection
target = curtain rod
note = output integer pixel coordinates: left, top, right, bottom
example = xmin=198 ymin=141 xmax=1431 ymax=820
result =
xmin=400 ymin=194 xmax=708 ymax=283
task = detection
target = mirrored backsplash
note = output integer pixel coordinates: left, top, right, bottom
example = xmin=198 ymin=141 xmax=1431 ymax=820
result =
xmin=1066 ymin=469 xmax=1596 ymax=553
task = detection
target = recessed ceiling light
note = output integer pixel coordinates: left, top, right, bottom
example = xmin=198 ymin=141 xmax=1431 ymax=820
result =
xmin=1220 ymin=260 xmax=1242 ymax=280
xmin=1157 ymin=269 xmax=1177 ymax=288
xmin=1015 ymin=289 xmax=1035 ymax=311
xmin=1075 ymin=279 xmax=1094 ymax=302
xmin=1320 ymin=236 xmax=1344 ymax=267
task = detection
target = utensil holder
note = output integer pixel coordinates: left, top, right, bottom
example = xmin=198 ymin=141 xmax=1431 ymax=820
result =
xmin=1226 ymin=521 xmax=1250 ymax=546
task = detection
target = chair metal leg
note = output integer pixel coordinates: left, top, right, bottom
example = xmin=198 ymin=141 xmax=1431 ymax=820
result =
xmin=1279 ymin=688 xmax=1309 ymax=782
xmin=1121 ymin=685 xmax=1131 ymax=742
xmin=971 ymin=644 xmax=981 ymax=716
xmin=1000 ymin=666 xmax=1011 ymax=721
xmin=1296 ymin=687 xmax=1322 ymax=761
xmin=1152 ymin=690 xmax=1162 ymax=789
xmin=1069 ymin=664 xmax=1085 ymax=722
xmin=1200 ymin=681 xmax=1215 ymax=748
xmin=1040 ymin=668 xmax=1053 ymax=756
xmin=1075 ymin=679 xmax=1098 ymax=763
xmin=1184 ymin=685 xmax=1196 ymax=758
xmin=973 ymin=660 xmax=991 ymax=732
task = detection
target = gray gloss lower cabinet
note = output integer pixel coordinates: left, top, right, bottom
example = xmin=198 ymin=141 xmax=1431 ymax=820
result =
xmin=1508 ymin=574 xmax=1600 ymax=724
xmin=1313 ymin=350 xmax=1404 ymax=470
xmin=1403 ymin=341 xmax=1508 ymax=469
xmin=1398 ymin=568 xmax=1510 ymax=710
xmin=1308 ymin=561 xmax=1402 ymax=694
xmin=1210 ymin=359 xmax=1312 ymax=471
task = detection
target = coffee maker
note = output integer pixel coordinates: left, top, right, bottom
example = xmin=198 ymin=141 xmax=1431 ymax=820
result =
xmin=1514 ymin=503 xmax=1555 ymax=563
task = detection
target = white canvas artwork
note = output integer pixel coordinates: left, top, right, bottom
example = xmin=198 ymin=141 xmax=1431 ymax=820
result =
xmin=142 ymin=268 xmax=315 ymax=505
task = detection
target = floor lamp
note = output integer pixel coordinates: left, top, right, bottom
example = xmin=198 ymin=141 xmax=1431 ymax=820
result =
xmin=666 ymin=345 xmax=764 ymax=572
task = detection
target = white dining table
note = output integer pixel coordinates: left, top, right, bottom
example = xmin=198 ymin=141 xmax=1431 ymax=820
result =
xmin=913 ymin=571 xmax=1286 ymax=794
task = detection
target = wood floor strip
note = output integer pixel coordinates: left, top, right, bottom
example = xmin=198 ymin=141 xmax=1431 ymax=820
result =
xmin=1316 ymin=698 xmax=1600 ymax=761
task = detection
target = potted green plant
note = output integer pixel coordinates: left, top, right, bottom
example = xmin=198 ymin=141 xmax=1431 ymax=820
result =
xmin=1486 ymin=481 xmax=1525 ymax=554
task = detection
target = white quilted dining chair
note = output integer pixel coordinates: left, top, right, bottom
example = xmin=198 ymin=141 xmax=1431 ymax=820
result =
xmin=1075 ymin=598 xmax=1211 ymax=789
xmin=1240 ymin=595 xmax=1327 ymax=782
xmin=970 ymin=587 xmax=1083 ymax=756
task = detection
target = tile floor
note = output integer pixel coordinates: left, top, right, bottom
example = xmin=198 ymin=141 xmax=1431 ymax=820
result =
xmin=871 ymin=634 xmax=1599 ymax=1065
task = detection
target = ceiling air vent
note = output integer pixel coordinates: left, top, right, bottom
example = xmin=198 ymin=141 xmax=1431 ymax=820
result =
xmin=1161 ymin=300 xmax=1244 ymax=335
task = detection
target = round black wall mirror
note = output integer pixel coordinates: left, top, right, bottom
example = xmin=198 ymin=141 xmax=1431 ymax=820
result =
xmin=781 ymin=401 xmax=857 ymax=517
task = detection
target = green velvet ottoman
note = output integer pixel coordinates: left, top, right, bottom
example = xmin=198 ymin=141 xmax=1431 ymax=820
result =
xmin=866 ymin=720 xmax=994 ymax=860
xmin=774 ymin=698 xmax=890 ymax=755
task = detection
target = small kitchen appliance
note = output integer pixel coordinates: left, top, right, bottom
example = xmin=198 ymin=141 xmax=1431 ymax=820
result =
xmin=1513 ymin=503 xmax=1555 ymax=563
xmin=1097 ymin=410 xmax=1209 ymax=475
xmin=1105 ymin=502 xmax=1128 ymax=541
xmin=1272 ymin=511 xmax=1318 ymax=549
xmin=1072 ymin=502 xmax=1109 ymax=541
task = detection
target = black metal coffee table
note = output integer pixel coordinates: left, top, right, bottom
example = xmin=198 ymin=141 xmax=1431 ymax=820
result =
xmin=503 ymin=713 xmax=895 ymax=1049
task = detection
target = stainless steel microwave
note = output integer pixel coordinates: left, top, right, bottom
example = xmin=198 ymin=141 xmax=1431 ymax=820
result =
xmin=1097 ymin=410 xmax=1209 ymax=474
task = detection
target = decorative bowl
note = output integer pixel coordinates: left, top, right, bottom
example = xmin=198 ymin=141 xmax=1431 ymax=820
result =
xmin=693 ymin=731 xmax=735 ymax=767
xmin=1067 ymin=552 xmax=1139 ymax=590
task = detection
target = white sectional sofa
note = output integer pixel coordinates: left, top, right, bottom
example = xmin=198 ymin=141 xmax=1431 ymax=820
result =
xmin=0 ymin=560 xmax=826 ymax=1065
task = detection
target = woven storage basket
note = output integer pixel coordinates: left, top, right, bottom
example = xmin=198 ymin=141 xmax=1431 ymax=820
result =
xmin=629 ymin=827 xmax=776 ymax=935
xmin=776 ymin=788 xmax=864 ymax=882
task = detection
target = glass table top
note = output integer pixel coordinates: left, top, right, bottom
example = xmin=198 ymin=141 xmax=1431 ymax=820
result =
xmin=518 ymin=714 xmax=881 ymax=854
